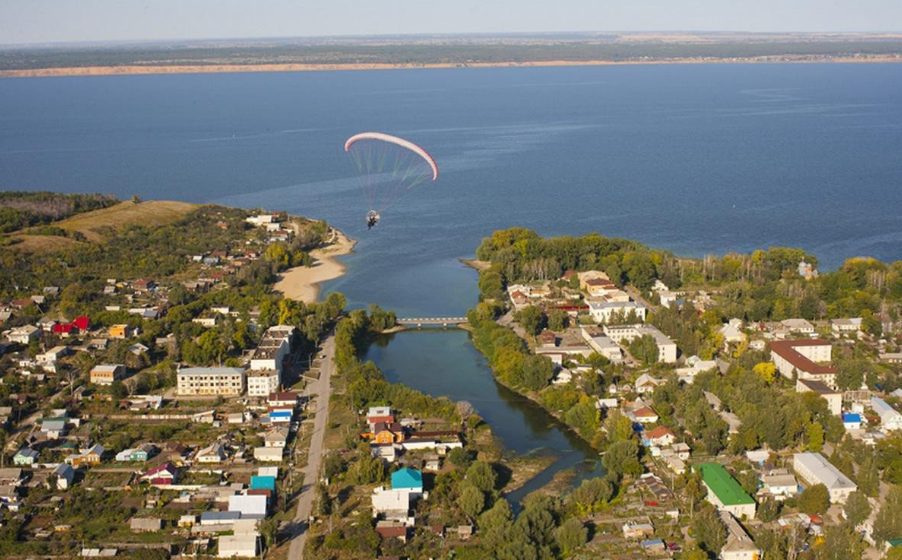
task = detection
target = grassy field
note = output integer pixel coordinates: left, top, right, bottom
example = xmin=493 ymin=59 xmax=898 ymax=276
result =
xmin=54 ymin=199 xmax=198 ymax=241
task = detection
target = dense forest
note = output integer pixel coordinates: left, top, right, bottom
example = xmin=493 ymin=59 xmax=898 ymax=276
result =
xmin=0 ymin=191 xmax=117 ymax=233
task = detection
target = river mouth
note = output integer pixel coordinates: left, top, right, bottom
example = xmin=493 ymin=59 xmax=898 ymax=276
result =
xmin=362 ymin=328 xmax=602 ymax=505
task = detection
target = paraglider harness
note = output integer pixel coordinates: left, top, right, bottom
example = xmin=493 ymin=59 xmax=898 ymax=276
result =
xmin=366 ymin=210 xmax=380 ymax=230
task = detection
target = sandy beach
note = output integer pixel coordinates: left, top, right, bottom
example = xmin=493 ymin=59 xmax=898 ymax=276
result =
xmin=2 ymin=54 xmax=900 ymax=79
xmin=273 ymin=229 xmax=356 ymax=303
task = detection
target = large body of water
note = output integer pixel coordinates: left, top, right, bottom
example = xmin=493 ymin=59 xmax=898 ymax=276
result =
xmin=3 ymin=64 xmax=901 ymax=495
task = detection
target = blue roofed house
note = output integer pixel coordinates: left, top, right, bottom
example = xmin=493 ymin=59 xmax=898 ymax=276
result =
xmin=391 ymin=467 xmax=423 ymax=497
xmin=250 ymin=475 xmax=276 ymax=492
xmin=842 ymin=413 xmax=862 ymax=431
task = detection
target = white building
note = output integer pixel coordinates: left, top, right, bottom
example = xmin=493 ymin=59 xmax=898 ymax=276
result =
xmin=254 ymin=447 xmax=283 ymax=462
xmin=781 ymin=318 xmax=815 ymax=335
xmin=6 ymin=325 xmax=41 ymax=345
xmin=588 ymin=301 xmax=647 ymax=324
xmin=228 ymin=494 xmax=267 ymax=519
xmin=604 ymin=324 xmax=678 ymax=363
xmin=720 ymin=511 xmax=762 ymax=560
xmin=770 ymin=339 xmax=836 ymax=386
xmin=760 ymin=471 xmax=799 ymax=501
xmin=218 ymin=535 xmax=260 ymax=558
xmin=793 ymin=452 xmax=857 ymax=504
xmin=831 ymin=318 xmax=862 ymax=337
xmin=247 ymin=370 xmax=280 ymax=397
xmin=871 ymin=397 xmax=902 ymax=431
xmin=579 ymin=328 xmax=623 ymax=362
xmin=796 ymin=379 xmax=842 ymax=416
xmin=176 ymin=367 xmax=245 ymax=396
xmin=250 ymin=325 xmax=293 ymax=374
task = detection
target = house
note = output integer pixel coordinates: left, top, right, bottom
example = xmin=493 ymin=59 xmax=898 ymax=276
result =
xmin=644 ymin=426 xmax=676 ymax=447
xmin=268 ymin=391 xmax=299 ymax=408
xmin=719 ymin=322 xmax=747 ymax=347
xmin=268 ymin=408 xmax=293 ymax=423
xmin=796 ymin=379 xmax=842 ymax=416
xmin=871 ymin=397 xmax=902 ymax=431
xmin=115 ymin=444 xmax=155 ymax=462
xmin=37 ymin=345 xmax=69 ymax=365
xmin=831 ymin=318 xmax=862 ymax=337
xmin=720 ymin=511 xmax=762 ymax=560
xmin=391 ymin=467 xmax=424 ymax=495
xmin=7 ymin=325 xmax=41 ymax=345
xmin=0 ymin=469 xmax=24 ymax=487
xmin=696 ymin=463 xmax=756 ymax=518
xmin=634 ymin=373 xmax=663 ymax=395
xmin=196 ymin=443 xmax=227 ymax=463
xmin=631 ymin=406 xmax=659 ymax=424
xmin=622 ymin=522 xmax=655 ymax=539
xmin=67 ymin=444 xmax=104 ymax=467
xmin=793 ymin=452 xmax=857 ymax=503
xmin=660 ymin=449 xmax=687 ymax=474
xmin=770 ymin=339 xmax=836 ymax=386
xmin=265 ymin=427 xmax=289 ymax=448
xmin=90 ymin=364 xmax=126 ymax=385
xmin=176 ymin=367 xmax=245 ymax=396
xmin=218 ymin=535 xmax=260 ymax=558
xmin=372 ymin=487 xmax=414 ymax=520
xmin=229 ymin=494 xmax=268 ymax=519
xmin=141 ymin=463 xmax=178 ymax=486
xmin=250 ymin=475 xmax=276 ymax=492
xmin=781 ymin=318 xmax=815 ymax=335
xmin=640 ymin=539 xmax=667 ymax=554
xmin=42 ymin=419 xmax=68 ymax=439
xmin=676 ymin=355 xmax=718 ymax=384
xmin=250 ymin=325 xmax=293 ymax=374
xmin=760 ymin=471 xmax=798 ymax=501
xmin=842 ymin=413 xmax=863 ymax=431
xmin=13 ymin=447 xmax=39 ymax=466
xmin=376 ymin=520 xmax=409 ymax=542
xmin=130 ymin=517 xmax=162 ymax=533
xmin=672 ymin=442 xmax=691 ymax=460
xmin=108 ymin=324 xmax=137 ymax=339
xmin=373 ymin=422 xmax=406 ymax=444
xmin=52 ymin=463 xmax=75 ymax=490
xmin=254 ymin=446 xmax=284 ymax=462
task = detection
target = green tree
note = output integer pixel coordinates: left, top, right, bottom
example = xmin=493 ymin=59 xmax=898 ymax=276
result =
xmin=466 ymin=461 xmax=497 ymax=493
xmin=564 ymin=400 xmax=600 ymax=439
xmin=602 ymin=439 xmax=642 ymax=478
xmin=520 ymin=355 xmax=554 ymax=391
xmin=478 ymin=499 xmax=514 ymax=554
xmin=547 ymin=308 xmax=568 ymax=332
xmin=448 ymin=447 xmax=473 ymax=468
xmin=691 ymin=505 xmax=727 ymax=555
xmin=628 ymin=334 xmax=659 ymax=365
xmin=258 ymin=517 xmax=279 ymax=548
xmin=843 ymin=491 xmax=872 ymax=526
xmin=570 ymin=477 xmax=614 ymax=513
xmin=798 ymin=483 xmax=830 ymax=515
xmin=109 ymin=380 xmax=127 ymax=401
xmin=758 ymin=496 xmax=781 ymax=523
xmin=814 ymin=522 xmax=865 ymax=560
xmin=806 ymin=422 xmax=825 ymax=452
xmin=604 ymin=409 xmax=635 ymax=443
xmin=874 ymin=485 xmax=902 ymax=545
xmin=555 ymin=518 xmax=588 ymax=556
xmin=517 ymin=305 xmax=546 ymax=336
xmin=459 ymin=482 xmax=486 ymax=520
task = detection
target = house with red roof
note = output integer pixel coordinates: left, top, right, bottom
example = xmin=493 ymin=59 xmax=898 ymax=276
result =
xmin=630 ymin=406 xmax=660 ymax=425
xmin=141 ymin=463 xmax=178 ymax=486
xmin=644 ymin=426 xmax=676 ymax=447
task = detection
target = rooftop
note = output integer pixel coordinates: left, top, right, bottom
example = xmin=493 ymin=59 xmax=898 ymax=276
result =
xmin=696 ymin=463 xmax=755 ymax=506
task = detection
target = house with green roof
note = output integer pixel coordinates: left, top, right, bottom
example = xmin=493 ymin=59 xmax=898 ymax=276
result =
xmin=391 ymin=467 xmax=423 ymax=495
xmin=695 ymin=463 xmax=756 ymax=518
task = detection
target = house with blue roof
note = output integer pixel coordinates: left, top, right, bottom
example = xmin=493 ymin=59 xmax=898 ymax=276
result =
xmin=391 ymin=467 xmax=423 ymax=495
xmin=250 ymin=475 xmax=276 ymax=492
xmin=842 ymin=413 xmax=862 ymax=431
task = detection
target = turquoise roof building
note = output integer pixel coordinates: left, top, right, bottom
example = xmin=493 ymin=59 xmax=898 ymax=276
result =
xmin=250 ymin=475 xmax=276 ymax=492
xmin=391 ymin=467 xmax=423 ymax=492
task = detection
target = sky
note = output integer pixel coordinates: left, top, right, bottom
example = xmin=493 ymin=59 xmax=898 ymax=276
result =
xmin=1 ymin=0 xmax=901 ymax=46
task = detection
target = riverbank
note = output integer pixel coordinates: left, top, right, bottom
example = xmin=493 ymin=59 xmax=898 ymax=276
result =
xmin=2 ymin=54 xmax=901 ymax=79
xmin=273 ymin=229 xmax=355 ymax=303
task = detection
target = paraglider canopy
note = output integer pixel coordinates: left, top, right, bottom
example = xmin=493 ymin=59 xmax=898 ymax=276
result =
xmin=345 ymin=132 xmax=438 ymax=181
xmin=344 ymin=132 xmax=439 ymax=227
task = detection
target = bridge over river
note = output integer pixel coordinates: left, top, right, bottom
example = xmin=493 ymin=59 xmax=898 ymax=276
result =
xmin=396 ymin=316 xmax=468 ymax=328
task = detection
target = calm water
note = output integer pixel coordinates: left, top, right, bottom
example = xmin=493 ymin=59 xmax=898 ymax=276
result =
xmin=363 ymin=329 xmax=600 ymax=502
xmin=3 ymin=64 xmax=901 ymax=495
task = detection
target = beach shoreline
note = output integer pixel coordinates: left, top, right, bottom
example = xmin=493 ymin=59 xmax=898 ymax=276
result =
xmin=2 ymin=55 xmax=900 ymax=79
xmin=273 ymin=229 xmax=355 ymax=303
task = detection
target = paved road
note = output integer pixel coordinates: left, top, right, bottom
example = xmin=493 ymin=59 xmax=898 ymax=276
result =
xmin=287 ymin=332 xmax=335 ymax=560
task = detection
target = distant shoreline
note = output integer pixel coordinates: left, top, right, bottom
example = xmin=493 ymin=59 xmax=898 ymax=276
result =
xmin=2 ymin=55 xmax=901 ymax=78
